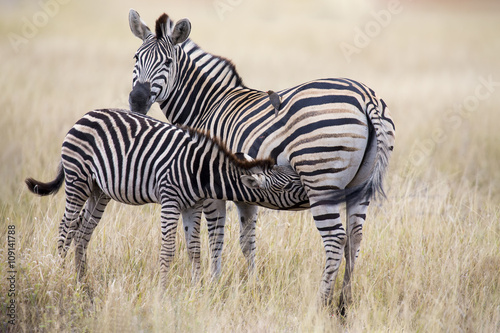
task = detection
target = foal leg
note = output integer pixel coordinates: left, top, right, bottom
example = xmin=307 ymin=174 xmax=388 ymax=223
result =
xmin=159 ymin=200 xmax=181 ymax=289
xmin=203 ymin=199 xmax=226 ymax=279
xmin=73 ymin=189 xmax=110 ymax=281
xmin=235 ymin=202 xmax=259 ymax=274
xmin=181 ymin=203 xmax=203 ymax=284
xmin=58 ymin=182 xmax=91 ymax=258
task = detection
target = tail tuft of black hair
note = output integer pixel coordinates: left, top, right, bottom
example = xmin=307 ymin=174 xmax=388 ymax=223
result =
xmin=25 ymin=163 xmax=65 ymax=196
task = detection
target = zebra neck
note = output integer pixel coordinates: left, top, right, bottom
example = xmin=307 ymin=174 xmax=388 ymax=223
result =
xmin=159 ymin=40 xmax=245 ymax=127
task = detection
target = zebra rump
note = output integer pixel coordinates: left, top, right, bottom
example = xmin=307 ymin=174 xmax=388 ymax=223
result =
xmin=328 ymin=106 xmax=394 ymax=205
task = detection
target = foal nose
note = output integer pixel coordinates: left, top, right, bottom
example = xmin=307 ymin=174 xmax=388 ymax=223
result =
xmin=129 ymin=81 xmax=152 ymax=114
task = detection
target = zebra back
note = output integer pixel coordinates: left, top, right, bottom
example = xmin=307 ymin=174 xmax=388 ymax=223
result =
xmin=55 ymin=109 xmax=307 ymax=209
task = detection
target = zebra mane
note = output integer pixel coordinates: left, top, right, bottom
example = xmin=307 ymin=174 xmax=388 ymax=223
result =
xmin=186 ymin=42 xmax=245 ymax=87
xmin=180 ymin=32 xmax=244 ymax=87
xmin=213 ymin=55 xmax=244 ymax=87
xmin=155 ymin=13 xmax=171 ymax=40
xmin=181 ymin=126 xmax=274 ymax=170
xmin=154 ymin=12 xmax=245 ymax=87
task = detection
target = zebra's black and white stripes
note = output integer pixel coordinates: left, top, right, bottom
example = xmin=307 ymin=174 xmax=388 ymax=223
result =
xmin=128 ymin=11 xmax=395 ymax=311
xmin=25 ymin=109 xmax=308 ymax=285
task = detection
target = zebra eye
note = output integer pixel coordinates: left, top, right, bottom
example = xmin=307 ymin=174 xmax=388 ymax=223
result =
xmin=283 ymin=183 xmax=294 ymax=190
xmin=165 ymin=58 xmax=172 ymax=66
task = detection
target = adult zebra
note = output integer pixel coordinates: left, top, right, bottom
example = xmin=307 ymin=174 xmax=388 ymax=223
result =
xmin=128 ymin=11 xmax=395 ymax=311
xmin=25 ymin=109 xmax=308 ymax=286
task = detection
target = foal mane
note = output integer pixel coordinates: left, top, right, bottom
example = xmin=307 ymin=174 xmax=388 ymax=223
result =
xmin=181 ymin=126 xmax=274 ymax=170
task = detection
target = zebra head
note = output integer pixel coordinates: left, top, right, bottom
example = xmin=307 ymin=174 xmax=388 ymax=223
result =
xmin=128 ymin=10 xmax=191 ymax=114
xmin=238 ymin=153 xmax=307 ymax=204
xmin=242 ymin=165 xmax=303 ymax=192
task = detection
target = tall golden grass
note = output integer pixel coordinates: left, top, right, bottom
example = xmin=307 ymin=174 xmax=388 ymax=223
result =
xmin=1 ymin=0 xmax=499 ymax=331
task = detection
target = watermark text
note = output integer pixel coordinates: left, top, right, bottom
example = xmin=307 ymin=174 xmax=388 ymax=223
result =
xmin=339 ymin=0 xmax=407 ymax=63
xmin=213 ymin=0 xmax=245 ymax=21
xmin=8 ymin=0 xmax=72 ymax=53
xmin=6 ymin=225 xmax=17 ymax=326
xmin=408 ymin=75 xmax=499 ymax=166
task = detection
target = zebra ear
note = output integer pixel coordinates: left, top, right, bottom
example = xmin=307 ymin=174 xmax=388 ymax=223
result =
xmin=171 ymin=18 xmax=191 ymax=45
xmin=129 ymin=9 xmax=152 ymax=41
xmin=235 ymin=153 xmax=267 ymax=175
xmin=241 ymin=175 xmax=262 ymax=190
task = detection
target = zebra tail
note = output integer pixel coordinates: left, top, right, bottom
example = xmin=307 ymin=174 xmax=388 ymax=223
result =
xmin=25 ymin=162 xmax=65 ymax=196
xmin=352 ymin=99 xmax=395 ymax=203
xmin=329 ymin=99 xmax=395 ymax=205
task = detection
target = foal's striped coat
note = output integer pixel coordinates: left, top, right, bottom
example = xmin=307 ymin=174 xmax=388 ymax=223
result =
xmin=26 ymin=109 xmax=308 ymax=285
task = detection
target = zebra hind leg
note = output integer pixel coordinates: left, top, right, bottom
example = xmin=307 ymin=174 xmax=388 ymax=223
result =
xmin=181 ymin=203 xmax=203 ymax=284
xmin=58 ymin=191 xmax=88 ymax=259
xmin=338 ymin=199 xmax=369 ymax=316
xmin=309 ymin=197 xmax=346 ymax=308
xmin=203 ymin=199 xmax=227 ymax=279
xmin=235 ymin=202 xmax=259 ymax=274
xmin=73 ymin=188 xmax=111 ymax=281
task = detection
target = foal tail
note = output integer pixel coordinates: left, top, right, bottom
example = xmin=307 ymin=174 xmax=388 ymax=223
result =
xmin=25 ymin=162 xmax=65 ymax=196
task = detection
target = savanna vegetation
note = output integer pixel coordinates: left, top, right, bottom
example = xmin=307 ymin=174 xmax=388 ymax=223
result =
xmin=1 ymin=0 xmax=499 ymax=331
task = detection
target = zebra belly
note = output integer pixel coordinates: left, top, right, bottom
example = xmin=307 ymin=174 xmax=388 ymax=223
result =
xmin=245 ymin=200 xmax=310 ymax=211
xmin=91 ymin=168 xmax=159 ymax=205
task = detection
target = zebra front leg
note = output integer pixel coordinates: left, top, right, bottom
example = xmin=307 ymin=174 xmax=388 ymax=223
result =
xmin=310 ymin=200 xmax=346 ymax=307
xmin=235 ymin=202 xmax=259 ymax=274
xmin=73 ymin=190 xmax=110 ymax=281
xmin=181 ymin=203 xmax=203 ymax=284
xmin=203 ymin=199 xmax=226 ymax=279
xmin=338 ymin=199 xmax=369 ymax=316
xmin=159 ymin=200 xmax=181 ymax=289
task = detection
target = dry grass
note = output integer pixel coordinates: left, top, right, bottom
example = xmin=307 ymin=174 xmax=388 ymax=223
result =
xmin=1 ymin=0 xmax=499 ymax=332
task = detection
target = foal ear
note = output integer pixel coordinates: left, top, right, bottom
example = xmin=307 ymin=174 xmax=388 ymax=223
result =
xmin=241 ymin=175 xmax=262 ymax=189
xmin=129 ymin=9 xmax=153 ymax=41
xmin=171 ymin=18 xmax=191 ymax=45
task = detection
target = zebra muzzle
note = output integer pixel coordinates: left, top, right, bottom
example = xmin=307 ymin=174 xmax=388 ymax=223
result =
xmin=129 ymin=81 xmax=152 ymax=114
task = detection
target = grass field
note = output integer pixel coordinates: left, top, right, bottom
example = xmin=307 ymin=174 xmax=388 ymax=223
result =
xmin=1 ymin=0 xmax=500 ymax=331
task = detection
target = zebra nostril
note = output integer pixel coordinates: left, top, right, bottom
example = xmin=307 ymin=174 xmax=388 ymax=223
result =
xmin=129 ymin=82 xmax=152 ymax=114
xmin=130 ymin=82 xmax=151 ymax=102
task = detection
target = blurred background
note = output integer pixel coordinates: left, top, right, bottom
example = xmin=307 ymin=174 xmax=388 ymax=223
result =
xmin=0 ymin=0 xmax=499 ymax=331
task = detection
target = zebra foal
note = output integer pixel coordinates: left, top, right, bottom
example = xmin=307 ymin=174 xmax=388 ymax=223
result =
xmin=25 ymin=109 xmax=308 ymax=286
